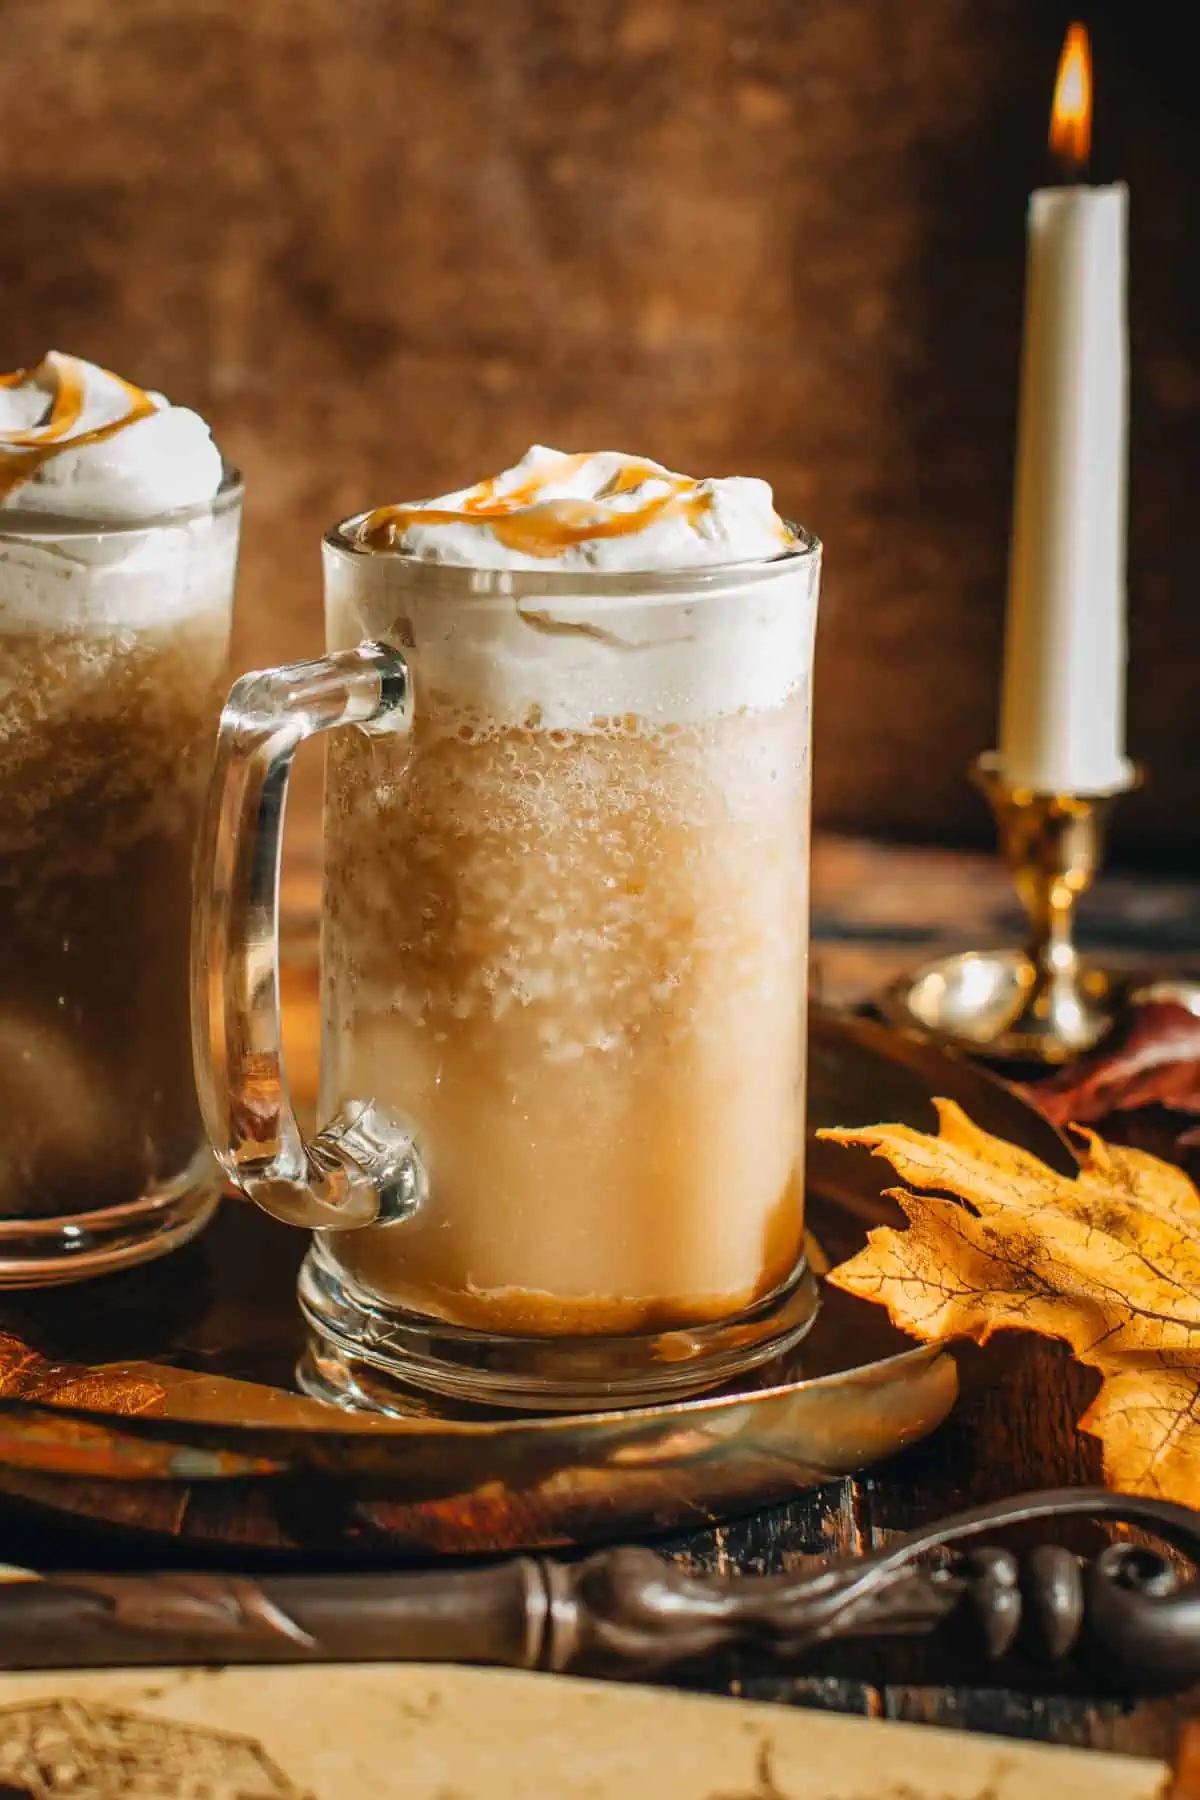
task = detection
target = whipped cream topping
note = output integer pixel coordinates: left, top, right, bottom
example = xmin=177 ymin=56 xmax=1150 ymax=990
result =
xmin=327 ymin=460 xmax=818 ymax=731
xmin=356 ymin=446 xmax=793 ymax=571
xmin=0 ymin=352 xmax=224 ymax=519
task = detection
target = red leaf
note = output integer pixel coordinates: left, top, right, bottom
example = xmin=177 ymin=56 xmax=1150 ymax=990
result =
xmin=1023 ymin=999 xmax=1200 ymax=1129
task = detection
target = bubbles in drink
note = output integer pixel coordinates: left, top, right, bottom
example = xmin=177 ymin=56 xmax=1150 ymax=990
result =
xmin=0 ymin=520 xmax=235 ymax=1221
xmin=322 ymin=692 xmax=810 ymax=1334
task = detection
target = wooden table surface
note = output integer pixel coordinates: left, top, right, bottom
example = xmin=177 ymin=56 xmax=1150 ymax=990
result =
xmin=6 ymin=833 xmax=1200 ymax=1771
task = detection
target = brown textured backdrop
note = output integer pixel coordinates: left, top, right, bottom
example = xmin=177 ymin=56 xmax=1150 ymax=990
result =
xmin=1 ymin=0 xmax=1195 ymax=856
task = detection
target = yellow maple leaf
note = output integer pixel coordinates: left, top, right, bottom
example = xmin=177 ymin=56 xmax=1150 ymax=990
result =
xmin=818 ymin=1099 xmax=1200 ymax=1504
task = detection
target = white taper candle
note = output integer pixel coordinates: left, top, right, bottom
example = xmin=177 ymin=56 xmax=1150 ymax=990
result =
xmin=998 ymin=180 xmax=1130 ymax=794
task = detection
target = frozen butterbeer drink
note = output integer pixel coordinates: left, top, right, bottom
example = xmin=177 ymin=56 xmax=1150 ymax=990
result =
xmin=194 ymin=447 xmax=819 ymax=1408
xmin=0 ymin=353 xmax=240 ymax=1283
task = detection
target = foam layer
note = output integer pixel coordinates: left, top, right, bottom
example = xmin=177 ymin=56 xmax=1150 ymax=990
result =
xmin=356 ymin=446 xmax=793 ymax=571
xmin=0 ymin=509 xmax=239 ymax=635
xmin=331 ymin=449 xmax=818 ymax=730
xmin=327 ymin=544 xmax=819 ymax=731
xmin=0 ymin=352 xmax=223 ymax=519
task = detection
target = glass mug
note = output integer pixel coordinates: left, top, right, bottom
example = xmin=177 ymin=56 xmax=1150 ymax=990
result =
xmin=193 ymin=517 xmax=821 ymax=1409
xmin=0 ymin=476 xmax=241 ymax=1284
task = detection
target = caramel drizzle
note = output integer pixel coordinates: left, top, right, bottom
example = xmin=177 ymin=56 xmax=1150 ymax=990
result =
xmin=0 ymin=354 xmax=158 ymax=501
xmin=360 ymin=451 xmax=719 ymax=559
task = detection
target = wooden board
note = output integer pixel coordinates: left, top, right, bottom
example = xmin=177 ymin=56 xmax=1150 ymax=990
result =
xmin=0 ymin=1664 xmax=1173 ymax=1800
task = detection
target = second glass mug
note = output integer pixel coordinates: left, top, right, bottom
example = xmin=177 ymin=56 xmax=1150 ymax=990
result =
xmin=193 ymin=516 xmax=822 ymax=1410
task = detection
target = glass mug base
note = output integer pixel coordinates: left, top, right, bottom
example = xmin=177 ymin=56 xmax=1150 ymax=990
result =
xmin=0 ymin=1152 xmax=221 ymax=1289
xmin=295 ymin=1243 xmax=820 ymax=1414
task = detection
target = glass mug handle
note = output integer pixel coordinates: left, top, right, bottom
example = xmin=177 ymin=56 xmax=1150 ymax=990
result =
xmin=191 ymin=642 xmax=422 ymax=1231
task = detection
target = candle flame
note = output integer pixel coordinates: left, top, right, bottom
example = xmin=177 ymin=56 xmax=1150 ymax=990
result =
xmin=1050 ymin=22 xmax=1092 ymax=176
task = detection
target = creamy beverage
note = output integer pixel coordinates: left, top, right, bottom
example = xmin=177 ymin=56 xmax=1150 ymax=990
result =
xmin=0 ymin=353 xmax=238 ymax=1278
xmin=315 ymin=449 xmax=817 ymax=1338
xmin=195 ymin=444 xmax=819 ymax=1404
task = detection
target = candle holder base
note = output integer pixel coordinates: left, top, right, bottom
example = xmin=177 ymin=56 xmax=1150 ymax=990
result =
xmin=884 ymin=944 xmax=1123 ymax=1064
xmin=880 ymin=753 xmax=1141 ymax=1066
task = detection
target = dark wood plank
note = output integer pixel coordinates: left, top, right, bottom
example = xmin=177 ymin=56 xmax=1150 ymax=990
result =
xmin=659 ymin=1345 xmax=1200 ymax=1756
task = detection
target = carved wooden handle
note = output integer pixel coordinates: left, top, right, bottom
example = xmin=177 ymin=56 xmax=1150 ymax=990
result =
xmin=2 ymin=1489 xmax=1198 ymax=1686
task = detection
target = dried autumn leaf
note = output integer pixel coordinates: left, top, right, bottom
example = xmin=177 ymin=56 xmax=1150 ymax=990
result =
xmin=0 ymin=1330 xmax=165 ymax=1416
xmin=1025 ymin=997 xmax=1200 ymax=1132
xmin=818 ymin=1100 xmax=1200 ymax=1504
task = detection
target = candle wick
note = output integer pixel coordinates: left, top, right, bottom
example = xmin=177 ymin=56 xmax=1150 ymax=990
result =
xmin=1047 ymin=149 xmax=1090 ymax=188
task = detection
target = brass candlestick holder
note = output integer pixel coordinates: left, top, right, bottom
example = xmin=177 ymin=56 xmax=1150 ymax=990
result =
xmin=883 ymin=752 xmax=1141 ymax=1064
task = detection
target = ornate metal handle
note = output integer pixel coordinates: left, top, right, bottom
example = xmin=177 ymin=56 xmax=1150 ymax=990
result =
xmin=548 ymin=1486 xmax=1200 ymax=1680
xmin=2 ymin=1489 xmax=1199 ymax=1685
